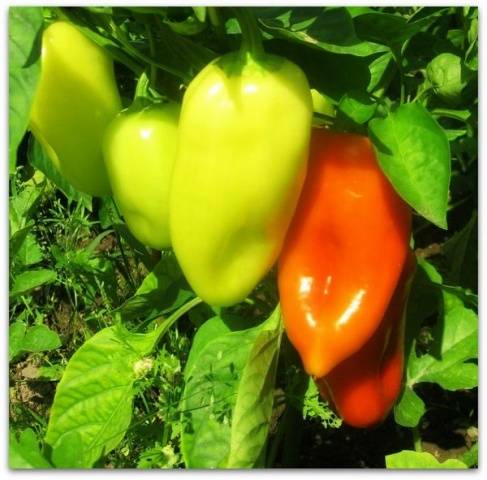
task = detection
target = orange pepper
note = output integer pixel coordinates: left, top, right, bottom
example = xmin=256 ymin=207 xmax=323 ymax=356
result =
xmin=278 ymin=129 xmax=412 ymax=378
xmin=316 ymin=251 xmax=416 ymax=428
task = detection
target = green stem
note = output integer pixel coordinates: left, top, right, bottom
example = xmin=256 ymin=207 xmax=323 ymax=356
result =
xmin=110 ymin=197 xmax=136 ymax=290
xmin=134 ymin=71 xmax=150 ymax=101
xmin=153 ymin=297 xmax=203 ymax=346
xmin=145 ymin=22 xmax=157 ymax=87
xmin=233 ymin=8 xmax=264 ymax=58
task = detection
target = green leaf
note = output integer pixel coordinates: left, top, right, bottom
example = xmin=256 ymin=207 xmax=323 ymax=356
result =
xmin=386 ymin=450 xmax=467 ymax=469
xmin=367 ymin=51 xmax=394 ymax=94
xmin=394 ymin=386 xmax=425 ymax=428
xmin=9 ymin=322 xmax=27 ymax=361
xmin=257 ymin=7 xmax=388 ymax=57
xmin=181 ymin=308 xmax=281 ymax=468
xmin=369 ymin=103 xmax=451 ymax=229
xmin=118 ymin=253 xmax=193 ymax=321
xmin=426 ymin=53 xmax=471 ymax=104
xmin=9 ymin=224 xmax=34 ymax=260
xmin=338 ymin=90 xmax=377 ymax=124
xmin=9 ymin=429 xmax=52 ymax=469
xmin=9 ymin=184 xmax=44 ymax=233
xmin=442 ymin=212 xmax=477 ymax=292
xmin=227 ymin=309 xmax=282 ymax=468
xmin=45 ymin=325 xmax=159 ymax=467
xmin=303 ymin=380 xmax=342 ymax=429
xmin=184 ymin=314 xmax=252 ymax=376
xmin=10 ymin=322 xmax=61 ymax=361
xmin=192 ymin=7 xmax=206 ymax=23
xmin=15 ymin=233 xmax=43 ymax=267
xmin=10 ymin=268 xmax=57 ymax=299
xmin=8 ymin=7 xmax=43 ymax=173
xmin=354 ymin=10 xmax=446 ymax=48
xmin=459 ymin=442 xmax=478 ymax=467
xmin=51 ymin=431 xmax=86 ymax=468
xmin=21 ymin=324 xmax=62 ymax=352
xmin=408 ymin=293 xmax=478 ymax=390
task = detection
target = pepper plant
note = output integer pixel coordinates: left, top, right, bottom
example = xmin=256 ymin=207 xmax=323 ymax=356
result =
xmin=9 ymin=6 xmax=477 ymax=469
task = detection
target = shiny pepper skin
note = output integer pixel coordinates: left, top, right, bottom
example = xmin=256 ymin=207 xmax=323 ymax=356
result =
xmin=316 ymin=252 xmax=416 ymax=428
xmin=103 ymin=101 xmax=180 ymax=249
xmin=170 ymin=51 xmax=313 ymax=306
xmin=278 ymin=129 xmax=412 ymax=378
xmin=30 ymin=21 xmax=121 ymax=196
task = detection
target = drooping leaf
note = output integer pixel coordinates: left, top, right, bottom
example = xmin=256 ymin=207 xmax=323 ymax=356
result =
xmin=227 ymin=309 xmax=282 ymax=468
xmin=181 ymin=308 xmax=282 ymax=468
xmin=369 ymin=103 xmax=451 ymax=229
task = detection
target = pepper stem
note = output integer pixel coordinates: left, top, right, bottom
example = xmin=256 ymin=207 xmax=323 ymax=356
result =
xmin=134 ymin=70 xmax=150 ymax=102
xmin=233 ymin=8 xmax=264 ymax=59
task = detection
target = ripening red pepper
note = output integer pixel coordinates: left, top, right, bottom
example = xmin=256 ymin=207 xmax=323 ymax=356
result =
xmin=316 ymin=251 xmax=416 ymax=428
xmin=278 ymin=129 xmax=412 ymax=380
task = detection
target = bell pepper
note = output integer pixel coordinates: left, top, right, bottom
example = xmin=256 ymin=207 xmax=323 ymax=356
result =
xmin=316 ymin=251 xmax=416 ymax=428
xmin=170 ymin=11 xmax=313 ymax=306
xmin=103 ymin=95 xmax=180 ymax=250
xmin=278 ymin=129 xmax=412 ymax=378
xmin=30 ymin=21 xmax=121 ymax=197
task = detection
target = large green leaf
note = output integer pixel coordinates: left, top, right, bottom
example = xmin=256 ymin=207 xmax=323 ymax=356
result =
xmin=369 ymin=103 xmax=451 ymax=229
xmin=181 ymin=307 xmax=282 ymax=468
xmin=8 ymin=7 xmax=43 ymax=173
xmin=45 ymin=325 xmax=159 ymax=467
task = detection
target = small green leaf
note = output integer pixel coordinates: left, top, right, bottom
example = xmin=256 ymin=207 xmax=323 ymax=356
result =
xmin=9 ymin=322 xmax=27 ymax=361
xmin=459 ymin=442 xmax=478 ymax=468
xmin=9 ymin=429 xmax=52 ymax=469
xmin=8 ymin=7 xmax=43 ymax=173
xmin=338 ymin=90 xmax=377 ymax=124
xmin=408 ymin=293 xmax=478 ymax=390
xmin=386 ymin=450 xmax=467 ymax=469
xmin=394 ymin=386 xmax=425 ymax=428
xmin=10 ymin=269 xmax=57 ymax=299
xmin=15 ymin=233 xmax=43 ymax=267
xmin=9 ymin=184 xmax=44 ymax=233
xmin=369 ymin=103 xmax=451 ymax=228
xmin=426 ymin=53 xmax=471 ymax=104
xmin=21 ymin=324 xmax=62 ymax=353
xmin=9 ymin=224 xmax=33 ymax=259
